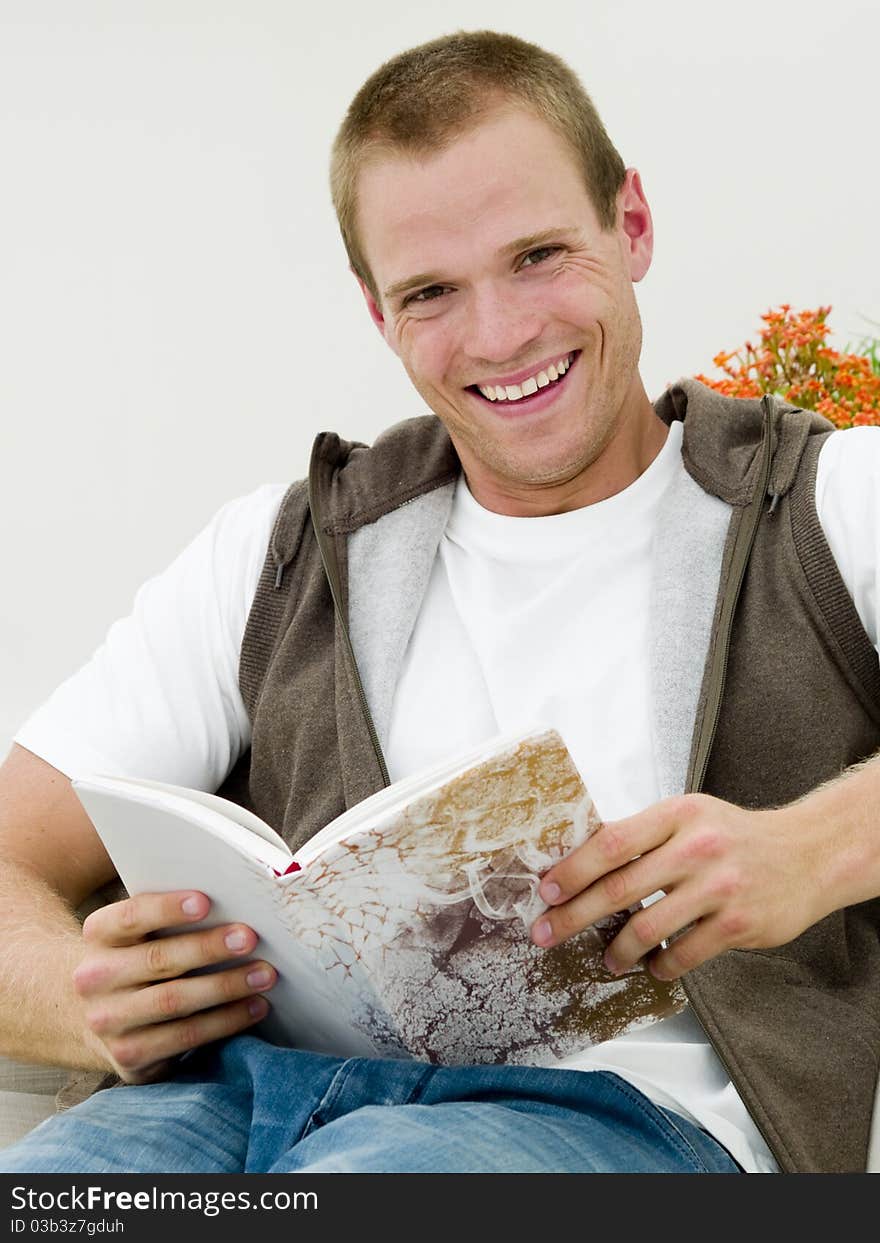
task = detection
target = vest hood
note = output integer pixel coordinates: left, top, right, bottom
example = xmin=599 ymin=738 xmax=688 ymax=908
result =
xmin=657 ymin=377 xmax=834 ymax=507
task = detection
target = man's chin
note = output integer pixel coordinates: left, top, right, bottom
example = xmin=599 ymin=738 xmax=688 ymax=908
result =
xmin=478 ymin=426 xmax=602 ymax=484
xmin=458 ymin=439 xmax=607 ymax=512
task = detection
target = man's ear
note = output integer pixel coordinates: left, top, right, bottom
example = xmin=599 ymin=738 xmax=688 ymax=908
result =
xmin=618 ymin=168 xmax=654 ymax=283
xmin=354 ymin=269 xmax=398 ymax=353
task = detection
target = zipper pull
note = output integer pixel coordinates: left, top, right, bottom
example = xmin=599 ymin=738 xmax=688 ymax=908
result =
xmin=767 ymin=492 xmax=780 ymax=516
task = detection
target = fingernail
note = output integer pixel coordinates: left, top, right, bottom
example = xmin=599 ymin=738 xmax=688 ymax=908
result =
xmin=540 ymin=881 xmax=561 ymax=903
xmin=225 ymin=930 xmax=248 ymax=951
xmin=532 ymin=920 xmax=553 ymax=946
xmin=604 ymin=951 xmax=621 ymax=975
xmin=246 ymin=968 xmax=273 ymax=990
xmin=248 ymin=997 xmax=268 ymax=1019
xmin=181 ymin=896 xmax=204 ymax=916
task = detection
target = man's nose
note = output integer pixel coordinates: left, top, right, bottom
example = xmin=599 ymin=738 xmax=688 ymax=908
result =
xmin=462 ymin=283 xmax=543 ymax=366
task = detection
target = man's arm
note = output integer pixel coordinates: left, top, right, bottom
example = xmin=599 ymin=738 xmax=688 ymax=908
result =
xmin=531 ymin=753 xmax=880 ymax=978
xmin=0 ymin=744 xmax=276 ymax=1081
xmin=0 ymin=743 xmax=113 ymax=1069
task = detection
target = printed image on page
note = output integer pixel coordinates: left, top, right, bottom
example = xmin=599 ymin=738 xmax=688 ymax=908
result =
xmin=274 ymin=730 xmax=686 ymax=1064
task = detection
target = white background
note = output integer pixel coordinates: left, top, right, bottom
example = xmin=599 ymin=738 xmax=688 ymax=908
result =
xmin=2 ymin=0 xmax=878 ymax=752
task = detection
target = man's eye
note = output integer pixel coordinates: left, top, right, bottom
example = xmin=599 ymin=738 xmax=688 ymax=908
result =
xmin=519 ymin=246 xmax=560 ymax=269
xmin=406 ymin=285 xmax=448 ymax=306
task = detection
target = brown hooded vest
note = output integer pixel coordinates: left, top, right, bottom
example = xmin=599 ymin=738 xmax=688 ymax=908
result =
xmin=216 ymin=378 xmax=880 ymax=1173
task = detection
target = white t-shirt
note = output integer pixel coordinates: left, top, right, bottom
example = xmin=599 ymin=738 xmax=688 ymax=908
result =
xmin=15 ymin=423 xmax=880 ymax=1174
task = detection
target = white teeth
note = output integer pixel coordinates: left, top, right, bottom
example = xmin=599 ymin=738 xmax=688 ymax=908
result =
xmin=476 ymin=353 xmax=573 ymax=401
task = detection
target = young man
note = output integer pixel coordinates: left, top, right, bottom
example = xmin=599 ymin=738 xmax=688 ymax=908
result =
xmin=1 ymin=31 xmax=878 ymax=1174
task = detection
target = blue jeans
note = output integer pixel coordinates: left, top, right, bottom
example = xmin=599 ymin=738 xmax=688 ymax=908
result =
xmin=0 ymin=1036 xmax=741 ymax=1174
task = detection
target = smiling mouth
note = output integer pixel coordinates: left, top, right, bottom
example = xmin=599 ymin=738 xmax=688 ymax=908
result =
xmin=468 ymin=351 xmax=579 ymax=406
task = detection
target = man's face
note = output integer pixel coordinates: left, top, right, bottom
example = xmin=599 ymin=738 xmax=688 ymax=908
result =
xmin=355 ymin=105 xmax=658 ymax=515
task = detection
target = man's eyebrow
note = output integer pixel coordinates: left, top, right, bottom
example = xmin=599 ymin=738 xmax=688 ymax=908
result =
xmin=499 ymin=227 xmax=580 ymax=257
xmin=383 ymin=227 xmax=580 ymax=302
xmin=384 ymin=272 xmax=443 ymax=301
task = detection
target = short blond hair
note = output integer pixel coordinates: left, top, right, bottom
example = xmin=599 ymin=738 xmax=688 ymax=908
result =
xmin=330 ymin=30 xmax=627 ymax=299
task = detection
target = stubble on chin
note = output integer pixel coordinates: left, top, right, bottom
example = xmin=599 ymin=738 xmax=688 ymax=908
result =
xmin=448 ymin=414 xmax=614 ymax=508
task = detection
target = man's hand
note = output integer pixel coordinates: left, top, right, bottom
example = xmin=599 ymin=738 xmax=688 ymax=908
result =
xmin=530 ymin=792 xmax=846 ymax=980
xmin=73 ymin=890 xmax=277 ymax=1084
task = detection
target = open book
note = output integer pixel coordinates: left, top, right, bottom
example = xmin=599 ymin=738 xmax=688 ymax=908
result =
xmin=72 ymin=727 xmax=685 ymax=1066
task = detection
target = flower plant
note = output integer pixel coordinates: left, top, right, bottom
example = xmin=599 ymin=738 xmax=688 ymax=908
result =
xmin=696 ymin=305 xmax=880 ymax=428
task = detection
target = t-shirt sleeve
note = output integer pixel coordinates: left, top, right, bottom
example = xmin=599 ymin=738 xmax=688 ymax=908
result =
xmin=13 ymin=482 xmax=286 ymax=790
xmin=815 ymin=427 xmax=880 ymax=656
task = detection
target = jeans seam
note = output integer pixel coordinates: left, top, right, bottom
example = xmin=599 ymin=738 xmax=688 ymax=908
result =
xmin=600 ymin=1074 xmax=715 ymax=1172
xmin=657 ymin=1106 xmax=742 ymax=1173
xmin=403 ymin=1066 xmax=435 ymax=1107
xmin=300 ymin=1058 xmax=360 ymax=1139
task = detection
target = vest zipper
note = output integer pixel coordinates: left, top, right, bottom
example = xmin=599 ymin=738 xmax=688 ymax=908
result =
xmin=681 ymin=393 xmax=789 ymax=1168
xmin=687 ymin=394 xmax=778 ymax=795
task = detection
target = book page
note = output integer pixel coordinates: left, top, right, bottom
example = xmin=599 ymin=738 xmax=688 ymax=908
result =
xmin=295 ymin=725 xmax=558 ymax=866
xmin=74 ymin=778 xmax=293 ymax=876
xmin=84 ymin=774 xmax=292 ymax=857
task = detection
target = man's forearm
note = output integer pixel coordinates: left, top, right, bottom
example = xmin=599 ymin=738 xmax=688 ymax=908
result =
xmin=0 ymin=860 xmax=108 ymax=1070
xmin=784 ymin=749 xmax=880 ymax=916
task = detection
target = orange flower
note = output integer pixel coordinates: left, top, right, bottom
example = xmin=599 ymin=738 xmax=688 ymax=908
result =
xmin=697 ymin=305 xmax=880 ymax=429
